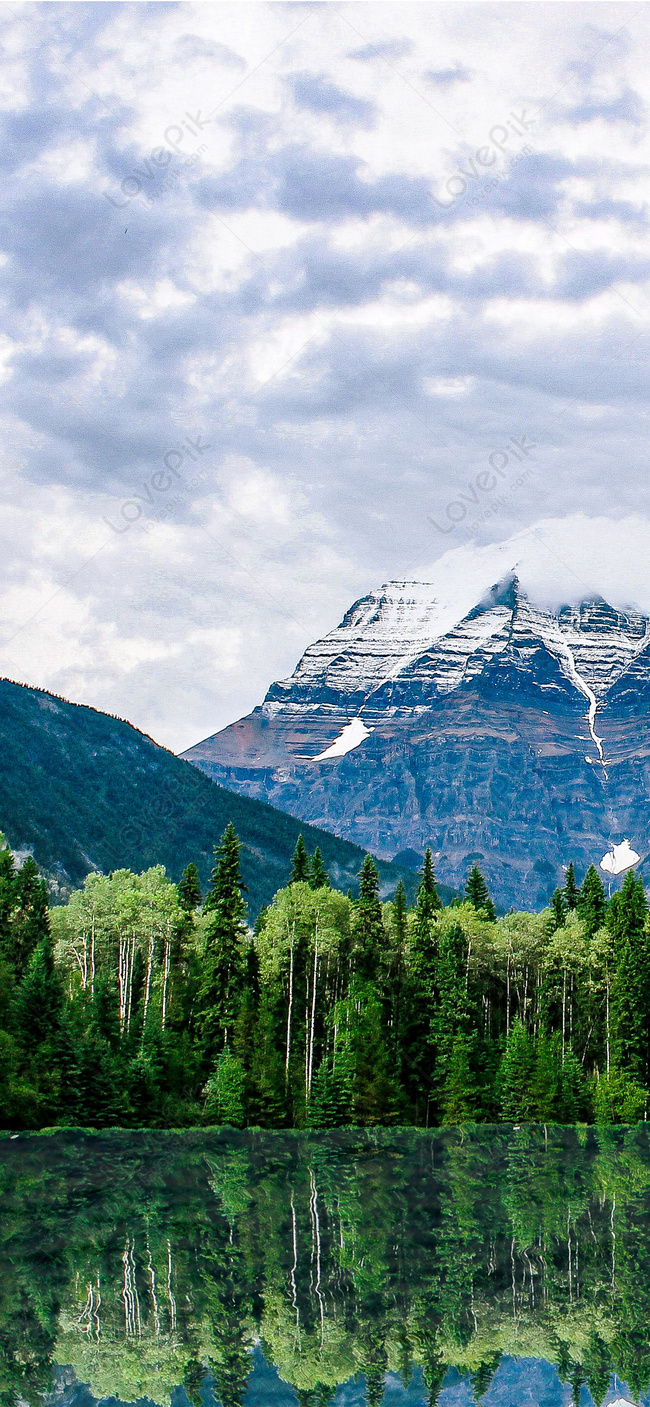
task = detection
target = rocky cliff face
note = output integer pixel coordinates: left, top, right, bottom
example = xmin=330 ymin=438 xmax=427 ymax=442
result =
xmin=181 ymin=574 xmax=650 ymax=907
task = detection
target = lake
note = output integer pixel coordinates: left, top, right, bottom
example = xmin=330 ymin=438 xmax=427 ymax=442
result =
xmin=1 ymin=1126 xmax=649 ymax=1407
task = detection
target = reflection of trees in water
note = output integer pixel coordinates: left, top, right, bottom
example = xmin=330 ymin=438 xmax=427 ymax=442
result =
xmin=1 ymin=1127 xmax=650 ymax=1407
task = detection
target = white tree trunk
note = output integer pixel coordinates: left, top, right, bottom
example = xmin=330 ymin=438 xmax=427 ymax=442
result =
xmin=307 ymin=933 xmax=318 ymax=1096
xmin=161 ymin=931 xmax=171 ymax=1032
xmin=285 ymin=932 xmax=294 ymax=1085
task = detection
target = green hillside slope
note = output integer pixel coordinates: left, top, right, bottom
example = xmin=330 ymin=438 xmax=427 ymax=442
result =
xmin=0 ymin=678 xmax=445 ymax=914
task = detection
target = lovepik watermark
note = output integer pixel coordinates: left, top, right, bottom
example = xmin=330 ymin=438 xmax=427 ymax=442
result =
xmin=428 ymin=435 xmax=536 ymax=534
xmin=103 ymin=111 xmax=211 ymax=210
xmin=103 ymin=434 xmax=212 ymax=535
xmin=432 ymin=110 xmax=536 ymax=210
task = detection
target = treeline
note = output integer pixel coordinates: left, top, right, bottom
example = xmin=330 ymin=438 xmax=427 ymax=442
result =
xmin=1 ymin=828 xmax=650 ymax=1128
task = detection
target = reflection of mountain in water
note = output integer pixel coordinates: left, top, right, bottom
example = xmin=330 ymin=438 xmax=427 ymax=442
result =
xmin=44 ymin=1354 xmax=607 ymax=1407
xmin=4 ymin=1128 xmax=650 ymax=1407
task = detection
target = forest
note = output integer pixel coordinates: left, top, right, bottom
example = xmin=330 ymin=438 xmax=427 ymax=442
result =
xmin=1 ymin=825 xmax=650 ymax=1129
xmin=2 ymin=1125 xmax=650 ymax=1407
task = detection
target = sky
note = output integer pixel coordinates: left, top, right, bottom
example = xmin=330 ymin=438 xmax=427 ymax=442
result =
xmin=1 ymin=0 xmax=649 ymax=753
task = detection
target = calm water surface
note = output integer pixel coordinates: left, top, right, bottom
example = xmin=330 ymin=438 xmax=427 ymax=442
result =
xmin=2 ymin=1128 xmax=650 ymax=1407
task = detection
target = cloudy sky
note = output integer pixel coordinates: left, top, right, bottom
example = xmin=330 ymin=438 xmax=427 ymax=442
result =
xmin=1 ymin=1 xmax=649 ymax=752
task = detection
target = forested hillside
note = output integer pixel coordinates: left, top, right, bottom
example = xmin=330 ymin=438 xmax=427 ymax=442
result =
xmin=0 ymin=677 xmax=426 ymax=914
xmin=1 ymin=826 xmax=649 ymax=1130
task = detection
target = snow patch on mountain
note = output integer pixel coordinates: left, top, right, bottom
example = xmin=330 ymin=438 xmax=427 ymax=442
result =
xmin=311 ymin=717 xmax=373 ymax=760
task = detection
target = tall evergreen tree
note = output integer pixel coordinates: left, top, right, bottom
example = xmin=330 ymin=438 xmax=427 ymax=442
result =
xmin=15 ymin=927 xmax=62 ymax=1049
xmin=609 ymin=870 xmax=650 ymax=1084
xmin=351 ymin=856 xmax=386 ymax=983
xmin=498 ymin=1020 xmax=535 ymax=1121
xmin=290 ymin=834 xmax=311 ymax=884
xmin=178 ymin=862 xmax=202 ymax=912
xmin=414 ymin=848 xmax=442 ymax=934
xmin=464 ymin=865 xmax=496 ymax=921
xmin=577 ymin=864 xmax=607 ymax=937
xmin=388 ymin=881 xmax=408 ymax=1053
xmin=563 ymin=862 xmax=580 ymax=911
xmin=11 ymin=858 xmax=50 ymax=979
xmin=309 ymin=847 xmax=330 ymax=890
xmin=197 ymin=825 xmax=248 ymax=1068
xmin=550 ymin=888 xmax=566 ymax=930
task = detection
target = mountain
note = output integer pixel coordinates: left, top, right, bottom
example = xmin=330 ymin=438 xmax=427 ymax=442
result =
xmin=182 ymin=572 xmax=650 ymax=908
xmin=0 ymin=677 xmax=432 ymax=915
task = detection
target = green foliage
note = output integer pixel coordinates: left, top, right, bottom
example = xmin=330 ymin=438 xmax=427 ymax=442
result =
xmin=309 ymin=847 xmax=330 ymax=890
xmin=0 ymin=677 xmax=416 ymax=919
xmin=178 ymin=862 xmax=202 ymax=911
xmin=499 ymin=1021 xmax=535 ymax=1121
xmin=290 ymin=834 xmax=311 ymax=884
xmin=578 ymin=864 xmax=607 ymax=938
xmin=464 ymin=865 xmax=496 ymax=921
xmin=203 ymin=1046 xmax=246 ymax=1127
xmin=197 ymin=825 xmax=248 ymax=1066
xmin=563 ymin=862 xmax=580 ymax=911
xmin=2 ymin=1126 xmax=650 ymax=1407
xmin=6 ymin=822 xmax=650 ymax=1132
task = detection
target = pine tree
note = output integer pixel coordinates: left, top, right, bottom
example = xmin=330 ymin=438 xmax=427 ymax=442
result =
xmin=11 ymin=858 xmax=50 ymax=979
xmin=442 ymin=1033 xmax=478 ymax=1124
xmin=290 ymin=835 xmax=311 ymax=884
xmin=15 ymin=929 xmax=62 ymax=1049
xmin=431 ymin=922 xmax=473 ymax=1117
xmin=464 ymin=864 xmax=496 ymax=921
xmin=178 ymin=862 xmax=202 ymax=912
xmin=577 ymin=864 xmax=607 ymax=938
xmin=197 ymin=825 xmax=248 ymax=1069
xmin=351 ymin=856 xmax=386 ymax=983
xmin=203 ymin=1045 xmax=246 ymax=1127
xmin=388 ymin=881 xmax=408 ymax=1053
xmin=609 ymin=870 xmax=650 ymax=1084
xmin=309 ymin=847 xmax=330 ymax=890
xmin=498 ymin=1020 xmax=535 ymax=1121
xmin=414 ymin=848 xmax=442 ymax=935
xmin=563 ymin=862 xmax=580 ymax=911
xmin=550 ymin=888 xmax=566 ymax=930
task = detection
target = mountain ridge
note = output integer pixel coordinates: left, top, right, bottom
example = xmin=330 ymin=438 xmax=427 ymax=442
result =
xmin=182 ymin=573 xmax=650 ymax=907
xmin=0 ymin=676 xmax=434 ymax=915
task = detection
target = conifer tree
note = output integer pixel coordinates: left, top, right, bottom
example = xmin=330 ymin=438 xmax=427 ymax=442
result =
xmin=388 ymin=881 xmax=408 ymax=1052
xmin=414 ymin=848 xmax=442 ymax=936
xmin=11 ymin=858 xmax=50 ymax=979
xmin=309 ymin=847 xmax=330 ymax=890
xmin=563 ymin=862 xmax=580 ymax=911
xmin=577 ymin=864 xmax=607 ymax=937
xmin=203 ymin=1045 xmax=246 ymax=1127
xmin=15 ymin=927 xmax=62 ymax=1049
xmin=351 ymin=856 xmax=386 ymax=983
xmin=550 ymin=888 xmax=566 ymax=930
xmin=442 ymin=1033 xmax=478 ymax=1124
xmin=0 ymin=835 xmax=16 ymax=959
xmin=464 ymin=865 xmax=496 ymax=921
xmin=290 ymin=835 xmax=311 ymax=884
xmin=178 ymin=862 xmax=202 ymax=912
xmin=401 ymin=856 xmax=441 ymax=1122
xmin=609 ymin=870 xmax=650 ymax=1084
xmin=197 ymin=825 xmax=248 ymax=1069
xmin=498 ymin=1020 xmax=535 ymax=1121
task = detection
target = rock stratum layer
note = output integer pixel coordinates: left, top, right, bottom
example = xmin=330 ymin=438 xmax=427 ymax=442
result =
xmin=182 ymin=574 xmax=650 ymax=908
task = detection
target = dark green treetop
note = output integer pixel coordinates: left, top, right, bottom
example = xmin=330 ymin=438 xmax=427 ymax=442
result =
xmin=309 ymin=847 xmax=330 ymax=890
xmin=198 ymin=824 xmax=248 ymax=1064
xmin=290 ymin=835 xmax=311 ymax=884
xmin=577 ymin=864 xmax=607 ymax=937
xmin=178 ymin=861 xmax=202 ymax=912
xmin=563 ymin=862 xmax=580 ymax=911
xmin=464 ymin=864 xmax=496 ymax=921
